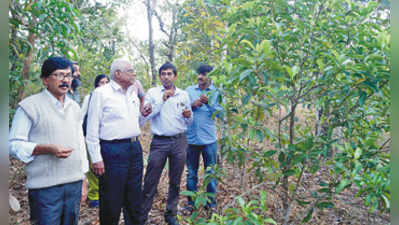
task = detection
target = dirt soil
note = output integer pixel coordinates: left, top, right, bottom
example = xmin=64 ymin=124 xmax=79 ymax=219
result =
xmin=9 ymin=124 xmax=389 ymax=225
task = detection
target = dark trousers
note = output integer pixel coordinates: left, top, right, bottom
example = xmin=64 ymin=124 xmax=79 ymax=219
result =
xmin=186 ymin=142 xmax=218 ymax=207
xmin=141 ymin=134 xmax=187 ymax=222
xmin=99 ymin=139 xmax=143 ymax=225
xmin=29 ymin=180 xmax=82 ymax=225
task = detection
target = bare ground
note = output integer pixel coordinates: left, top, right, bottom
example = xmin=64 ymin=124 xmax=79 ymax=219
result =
xmin=9 ymin=122 xmax=390 ymax=225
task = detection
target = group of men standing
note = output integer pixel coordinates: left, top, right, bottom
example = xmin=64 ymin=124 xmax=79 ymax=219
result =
xmin=9 ymin=56 xmax=223 ymax=225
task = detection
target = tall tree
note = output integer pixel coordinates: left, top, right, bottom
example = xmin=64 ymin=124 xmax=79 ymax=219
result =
xmin=145 ymin=0 xmax=157 ymax=86
xmin=152 ymin=0 xmax=181 ymax=62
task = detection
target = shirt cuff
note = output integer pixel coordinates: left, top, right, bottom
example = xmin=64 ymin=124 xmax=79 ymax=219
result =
xmin=86 ymin=142 xmax=103 ymax=163
xmin=10 ymin=141 xmax=37 ymax=163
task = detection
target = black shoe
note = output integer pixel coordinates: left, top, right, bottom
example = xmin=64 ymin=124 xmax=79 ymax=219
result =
xmin=164 ymin=216 xmax=180 ymax=225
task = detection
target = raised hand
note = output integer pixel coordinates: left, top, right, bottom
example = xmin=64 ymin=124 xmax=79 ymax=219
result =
xmin=141 ymin=103 xmax=152 ymax=117
xmin=182 ymin=108 xmax=192 ymax=118
xmin=163 ymin=89 xmax=175 ymax=101
xmin=192 ymin=99 xmax=203 ymax=108
xmin=200 ymin=94 xmax=208 ymax=104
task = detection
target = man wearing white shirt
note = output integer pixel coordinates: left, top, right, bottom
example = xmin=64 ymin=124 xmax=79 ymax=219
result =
xmin=85 ymin=58 xmax=146 ymax=225
xmin=140 ymin=62 xmax=193 ymax=225
xmin=9 ymin=56 xmax=89 ymax=225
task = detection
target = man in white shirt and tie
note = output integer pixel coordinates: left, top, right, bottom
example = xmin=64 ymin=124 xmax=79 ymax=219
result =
xmin=140 ymin=61 xmax=193 ymax=225
xmin=85 ymin=58 xmax=147 ymax=225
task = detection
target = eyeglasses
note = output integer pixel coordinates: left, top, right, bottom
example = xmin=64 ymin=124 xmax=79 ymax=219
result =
xmin=160 ymin=72 xmax=174 ymax=76
xmin=120 ymin=69 xmax=135 ymax=74
xmin=50 ymin=72 xmax=73 ymax=81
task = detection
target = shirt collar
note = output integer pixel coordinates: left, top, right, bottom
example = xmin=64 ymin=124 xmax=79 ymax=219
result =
xmin=195 ymin=83 xmax=214 ymax=91
xmin=160 ymin=85 xmax=182 ymax=96
xmin=44 ymin=89 xmax=72 ymax=109
xmin=110 ymin=79 xmax=138 ymax=95
xmin=110 ymin=80 xmax=123 ymax=92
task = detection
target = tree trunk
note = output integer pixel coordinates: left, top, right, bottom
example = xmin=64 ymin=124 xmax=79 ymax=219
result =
xmin=17 ymin=19 xmax=36 ymax=103
xmin=146 ymin=0 xmax=157 ymax=87
xmin=282 ymin=102 xmax=297 ymax=223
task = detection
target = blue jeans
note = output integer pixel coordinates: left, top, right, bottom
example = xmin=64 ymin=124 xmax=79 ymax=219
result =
xmin=186 ymin=142 xmax=217 ymax=207
xmin=28 ymin=180 xmax=82 ymax=225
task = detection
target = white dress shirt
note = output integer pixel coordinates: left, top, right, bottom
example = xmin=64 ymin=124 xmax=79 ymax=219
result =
xmin=81 ymin=94 xmax=91 ymax=122
xmin=80 ymin=80 xmax=144 ymax=122
xmin=86 ymin=80 xmax=142 ymax=163
xmin=9 ymin=89 xmax=89 ymax=173
xmin=144 ymin=85 xmax=193 ymax=136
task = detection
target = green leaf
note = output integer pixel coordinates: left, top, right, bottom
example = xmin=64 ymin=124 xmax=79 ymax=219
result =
xmin=242 ymin=94 xmax=251 ymax=105
xmin=263 ymin=150 xmax=277 ymax=157
xmin=256 ymin=129 xmax=264 ymax=142
xmin=354 ymin=147 xmax=362 ymax=160
xmin=239 ymin=69 xmax=252 ymax=81
xmin=317 ymin=188 xmax=331 ymax=193
xmin=319 ymin=181 xmax=329 ymax=187
xmin=283 ymin=169 xmax=296 ymax=176
xmin=336 ymin=179 xmax=351 ymax=193
xmin=181 ymin=190 xmax=196 ymax=197
xmin=240 ymin=39 xmax=255 ymax=50
xmin=316 ymin=201 xmax=334 ymax=209
xmin=358 ymin=91 xmax=367 ymax=106
xmin=258 ymin=39 xmax=271 ymax=55
xmin=296 ymin=199 xmax=311 ymax=206
xmin=264 ymin=218 xmax=277 ymax=225
xmin=302 ymin=208 xmax=313 ymax=223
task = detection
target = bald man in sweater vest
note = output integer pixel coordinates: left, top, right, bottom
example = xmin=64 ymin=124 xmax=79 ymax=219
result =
xmin=9 ymin=57 xmax=89 ymax=225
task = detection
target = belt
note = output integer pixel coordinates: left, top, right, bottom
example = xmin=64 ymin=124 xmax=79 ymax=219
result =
xmin=100 ymin=136 xmax=138 ymax=143
xmin=153 ymin=133 xmax=185 ymax=139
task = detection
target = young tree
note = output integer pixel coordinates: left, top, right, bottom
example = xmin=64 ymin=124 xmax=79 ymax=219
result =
xmin=176 ymin=0 xmax=390 ymax=223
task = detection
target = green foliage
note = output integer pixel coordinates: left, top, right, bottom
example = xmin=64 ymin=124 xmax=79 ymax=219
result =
xmin=183 ymin=191 xmax=277 ymax=225
xmin=177 ymin=0 xmax=390 ymax=223
xmin=9 ymin=0 xmax=81 ymax=116
xmin=9 ymin=0 xmax=127 ymax=122
xmin=9 ymin=0 xmax=390 ymax=223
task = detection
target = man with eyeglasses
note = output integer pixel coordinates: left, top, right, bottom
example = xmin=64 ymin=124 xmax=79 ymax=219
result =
xmin=86 ymin=58 xmax=147 ymax=225
xmin=9 ymin=56 xmax=89 ymax=225
xmin=140 ymin=61 xmax=193 ymax=225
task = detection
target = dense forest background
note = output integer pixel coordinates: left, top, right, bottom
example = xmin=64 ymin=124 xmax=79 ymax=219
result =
xmin=9 ymin=0 xmax=390 ymax=224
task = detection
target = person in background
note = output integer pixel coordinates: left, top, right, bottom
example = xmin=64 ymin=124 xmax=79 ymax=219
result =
xmin=9 ymin=56 xmax=89 ymax=225
xmin=81 ymin=74 xmax=110 ymax=122
xmin=131 ymin=78 xmax=146 ymax=110
xmin=86 ymin=59 xmax=147 ymax=225
xmin=184 ymin=64 xmax=224 ymax=214
xmin=68 ymin=60 xmax=88 ymax=203
xmin=140 ymin=61 xmax=193 ymax=225
xmin=80 ymin=74 xmax=110 ymax=208
xmin=67 ymin=61 xmax=82 ymax=104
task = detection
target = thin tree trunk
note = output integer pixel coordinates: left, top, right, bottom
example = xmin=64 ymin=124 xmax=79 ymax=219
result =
xmin=146 ymin=0 xmax=157 ymax=86
xmin=17 ymin=19 xmax=36 ymax=103
xmin=282 ymin=102 xmax=297 ymax=222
